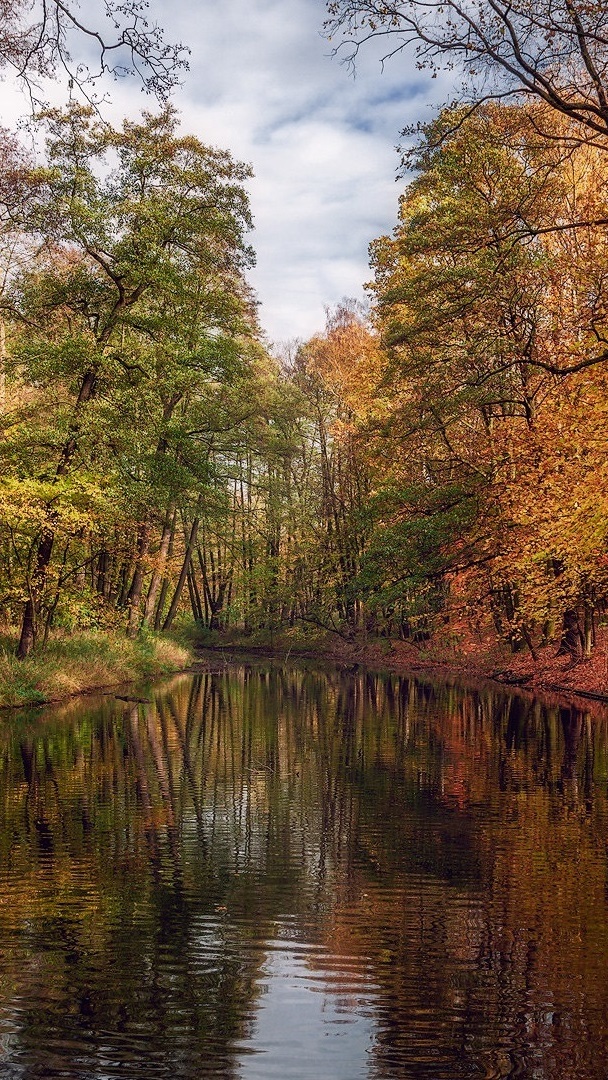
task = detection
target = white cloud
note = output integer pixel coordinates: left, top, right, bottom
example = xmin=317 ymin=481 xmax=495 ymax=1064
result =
xmin=1 ymin=0 xmax=454 ymax=344
xmin=148 ymin=0 xmax=455 ymax=344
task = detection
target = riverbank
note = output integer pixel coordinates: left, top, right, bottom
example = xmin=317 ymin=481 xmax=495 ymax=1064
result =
xmin=0 ymin=630 xmax=193 ymax=708
xmin=364 ymin=634 xmax=608 ymax=702
xmin=3 ymin=620 xmax=606 ymax=712
xmin=196 ymin=624 xmax=608 ymax=704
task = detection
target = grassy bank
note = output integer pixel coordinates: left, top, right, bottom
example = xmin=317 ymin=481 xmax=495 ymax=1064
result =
xmin=0 ymin=630 xmax=193 ymax=708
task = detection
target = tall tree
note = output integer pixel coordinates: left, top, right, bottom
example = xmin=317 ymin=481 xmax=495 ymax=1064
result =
xmin=2 ymin=103 xmax=256 ymax=656
xmin=362 ymin=103 xmax=608 ymax=652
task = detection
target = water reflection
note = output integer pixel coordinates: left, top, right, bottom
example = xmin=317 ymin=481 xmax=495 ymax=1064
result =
xmin=0 ymin=664 xmax=607 ymax=1077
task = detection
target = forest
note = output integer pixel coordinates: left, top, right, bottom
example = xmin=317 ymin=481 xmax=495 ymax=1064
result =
xmin=1 ymin=0 xmax=608 ymax=680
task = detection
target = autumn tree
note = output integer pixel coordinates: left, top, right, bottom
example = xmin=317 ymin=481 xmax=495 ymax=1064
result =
xmin=0 ymin=103 xmax=257 ymax=656
xmin=363 ymin=103 xmax=608 ymax=654
xmin=291 ymin=303 xmax=379 ymax=633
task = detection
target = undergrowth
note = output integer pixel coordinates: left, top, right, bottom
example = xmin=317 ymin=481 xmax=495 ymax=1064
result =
xmin=0 ymin=629 xmax=193 ymax=708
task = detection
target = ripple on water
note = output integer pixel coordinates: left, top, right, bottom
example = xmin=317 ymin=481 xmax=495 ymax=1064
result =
xmin=0 ymin=667 xmax=607 ymax=1079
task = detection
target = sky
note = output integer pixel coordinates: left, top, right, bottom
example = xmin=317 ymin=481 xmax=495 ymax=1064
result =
xmin=5 ymin=0 xmax=451 ymax=347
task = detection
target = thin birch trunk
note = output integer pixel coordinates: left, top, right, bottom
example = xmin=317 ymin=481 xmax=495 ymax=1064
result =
xmin=162 ymin=512 xmax=201 ymax=631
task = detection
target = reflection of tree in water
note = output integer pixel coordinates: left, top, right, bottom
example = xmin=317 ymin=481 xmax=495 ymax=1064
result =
xmin=0 ymin=696 xmax=256 ymax=1076
xmin=0 ymin=668 xmax=607 ymax=1077
xmin=316 ymin=676 xmax=608 ymax=1080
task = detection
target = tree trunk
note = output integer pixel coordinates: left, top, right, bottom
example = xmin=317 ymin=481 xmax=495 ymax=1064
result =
xmin=116 ymin=559 xmax=132 ymax=609
xmin=127 ymin=522 xmax=151 ymax=638
xmin=143 ymin=505 xmax=176 ymax=627
xmin=162 ymin=515 xmax=200 ymax=631
xmin=583 ymin=603 xmax=595 ymax=658
xmin=17 ymin=529 xmax=54 ymax=659
xmin=187 ymin=564 xmax=204 ymax=622
xmin=557 ymin=608 xmax=583 ymax=660
xmin=154 ymin=519 xmax=177 ymax=630
xmin=96 ymin=548 xmax=111 ymax=598
xmin=16 ymin=365 xmax=99 ymax=659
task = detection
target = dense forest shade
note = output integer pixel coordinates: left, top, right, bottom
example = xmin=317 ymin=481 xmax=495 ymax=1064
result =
xmin=0 ymin=664 xmax=607 ymax=1077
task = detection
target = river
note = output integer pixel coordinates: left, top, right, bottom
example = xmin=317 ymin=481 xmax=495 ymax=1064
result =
xmin=0 ymin=660 xmax=607 ymax=1078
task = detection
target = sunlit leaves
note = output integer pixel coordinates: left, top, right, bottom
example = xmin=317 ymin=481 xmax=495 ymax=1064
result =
xmin=362 ymin=102 xmax=608 ymax=651
xmin=0 ymin=105 xmax=263 ymax=646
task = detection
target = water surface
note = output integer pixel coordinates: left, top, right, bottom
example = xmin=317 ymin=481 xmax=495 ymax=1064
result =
xmin=1 ymin=662 xmax=607 ymax=1078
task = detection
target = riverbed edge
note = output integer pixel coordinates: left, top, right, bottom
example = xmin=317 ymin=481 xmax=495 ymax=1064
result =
xmin=0 ymin=630 xmax=194 ymax=710
xmin=192 ymin=629 xmax=608 ymax=708
xmin=3 ymin=625 xmax=607 ymax=712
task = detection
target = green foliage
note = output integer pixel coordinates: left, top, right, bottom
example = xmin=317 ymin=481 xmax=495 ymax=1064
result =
xmin=0 ymin=103 xmax=267 ymax=654
xmin=3 ymin=93 xmax=608 ymax=667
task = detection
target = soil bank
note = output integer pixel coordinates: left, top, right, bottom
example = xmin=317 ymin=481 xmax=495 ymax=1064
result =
xmin=196 ymin=626 xmax=608 ymax=709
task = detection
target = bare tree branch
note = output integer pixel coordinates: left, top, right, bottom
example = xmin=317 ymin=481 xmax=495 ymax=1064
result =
xmin=0 ymin=0 xmax=188 ymax=102
xmin=325 ymin=0 xmax=608 ymax=142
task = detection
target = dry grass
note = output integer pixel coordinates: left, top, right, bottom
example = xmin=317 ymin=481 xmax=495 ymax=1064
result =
xmin=0 ymin=630 xmax=193 ymax=708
